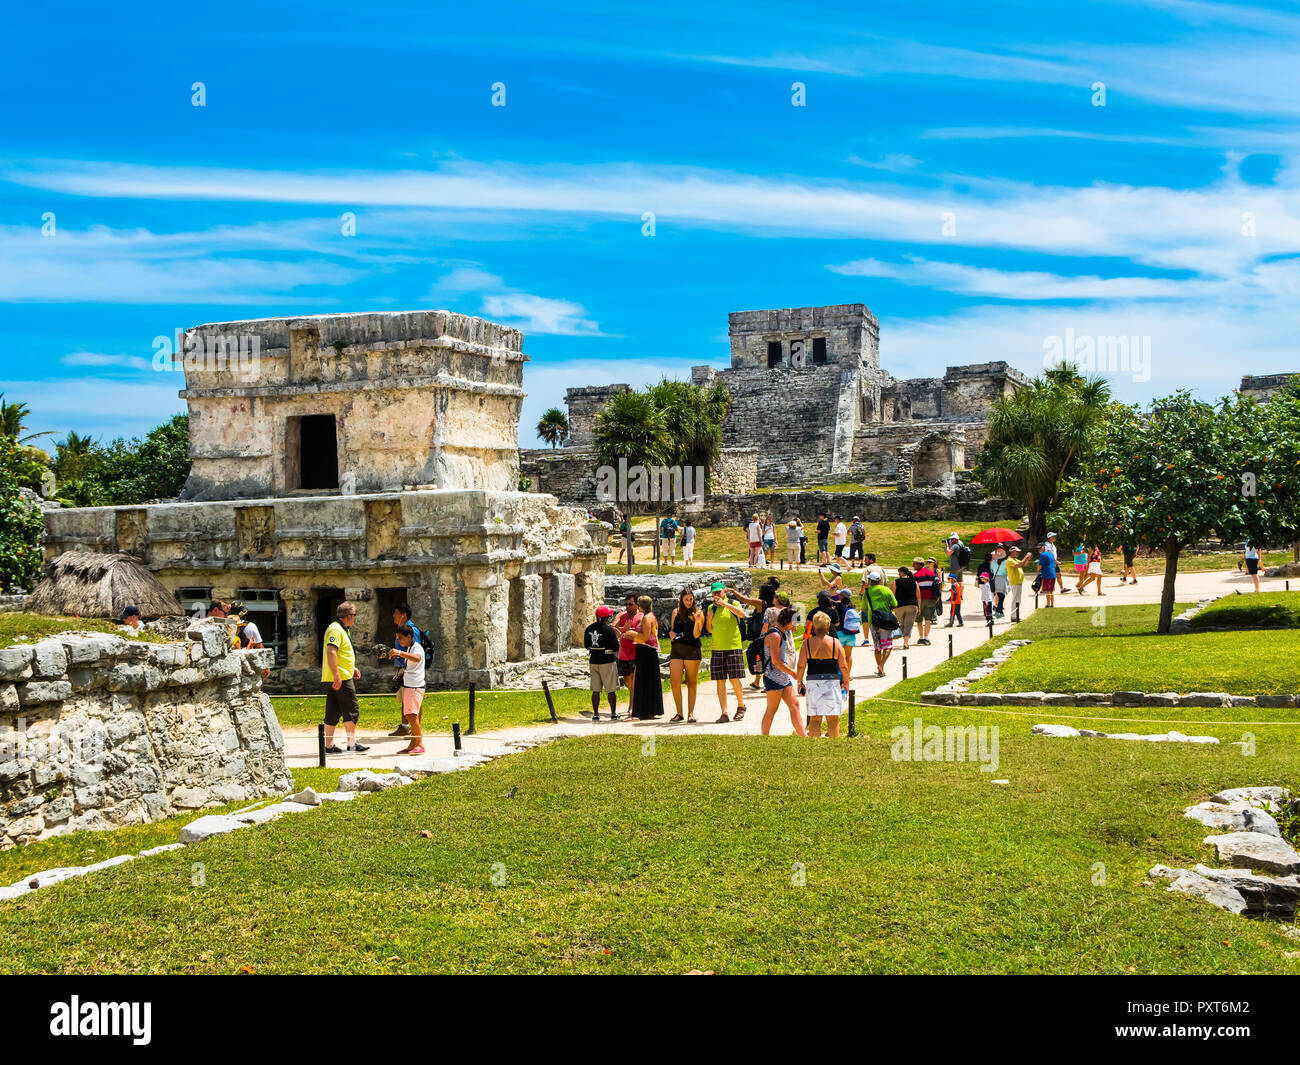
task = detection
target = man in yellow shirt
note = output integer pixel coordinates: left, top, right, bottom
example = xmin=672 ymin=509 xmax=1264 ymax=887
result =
xmin=322 ymin=601 xmax=367 ymax=754
xmin=1005 ymin=546 xmax=1028 ymax=623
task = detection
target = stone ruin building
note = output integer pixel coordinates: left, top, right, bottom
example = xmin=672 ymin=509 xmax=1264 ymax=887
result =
xmin=42 ymin=311 xmax=607 ymax=692
xmin=1240 ymin=372 xmax=1298 ymax=404
xmin=521 ymin=303 xmax=1029 ymax=510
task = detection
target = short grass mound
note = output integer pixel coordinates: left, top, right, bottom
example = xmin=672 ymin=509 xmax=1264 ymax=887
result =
xmin=0 ymin=613 xmax=158 ymax=647
xmin=1188 ymin=591 xmax=1300 ymax=631
xmin=968 ymin=628 xmax=1300 ymax=696
xmin=1 ymin=734 xmax=1298 ymax=973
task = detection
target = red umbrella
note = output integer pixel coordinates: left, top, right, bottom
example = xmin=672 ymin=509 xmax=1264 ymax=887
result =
xmin=970 ymin=527 xmax=1023 ymax=544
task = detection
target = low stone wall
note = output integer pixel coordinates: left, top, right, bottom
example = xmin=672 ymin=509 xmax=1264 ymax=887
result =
xmin=0 ymin=619 xmax=292 ymax=846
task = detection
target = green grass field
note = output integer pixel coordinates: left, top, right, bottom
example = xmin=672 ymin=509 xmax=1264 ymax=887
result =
xmin=1 ymin=727 xmax=1297 ymax=973
xmin=5 ymin=597 xmax=1299 ymax=974
xmin=1189 ymin=590 xmax=1300 ymax=630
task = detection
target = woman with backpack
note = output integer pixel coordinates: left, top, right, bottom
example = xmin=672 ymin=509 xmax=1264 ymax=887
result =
xmin=862 ymin=570 xmax=899 ymax=678
xmin=798 ymin=610 xmax=849 ymax=739
xmin=759 ymin=607 xmax=806 ymax=737
xmin=834 ymin=588 xmax=861 ymax=678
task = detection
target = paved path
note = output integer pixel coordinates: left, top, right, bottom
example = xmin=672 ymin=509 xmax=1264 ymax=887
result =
xmin=283 ymin=565 xmax=1277 ymax=768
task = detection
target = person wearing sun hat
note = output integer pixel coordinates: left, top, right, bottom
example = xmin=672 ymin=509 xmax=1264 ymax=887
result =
xmin=819 ymin=560 xmax=845 ymax=595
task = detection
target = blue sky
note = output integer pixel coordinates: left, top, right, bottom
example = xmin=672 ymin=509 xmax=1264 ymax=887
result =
xmin=3 ymin=0 xmax=1299 ymax=447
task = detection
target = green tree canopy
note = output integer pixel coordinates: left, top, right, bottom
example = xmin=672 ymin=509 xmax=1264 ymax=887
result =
xmin=975 ymin=368 xmax=1111 ymax=544
xmin=0 ymin=434 xmax=46 ymax=592
xmin=536 ymin=407 xmax=570 ymax=448
xmin=1051 ymin=391 xmax=1300 ymax=633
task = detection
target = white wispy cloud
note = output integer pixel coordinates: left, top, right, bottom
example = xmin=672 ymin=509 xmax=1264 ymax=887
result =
xmin=432 ymin=264 xmax=606 ymax=336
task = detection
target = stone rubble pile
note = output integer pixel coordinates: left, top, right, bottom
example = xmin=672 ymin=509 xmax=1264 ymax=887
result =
xmin=919 ymin=640 xmax=1033 ymax=705
xmin=1150 ymin=786 xmax=1300 ymax=920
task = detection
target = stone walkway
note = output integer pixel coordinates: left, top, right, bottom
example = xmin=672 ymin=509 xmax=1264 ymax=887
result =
xmin=282 ymin=566 xmax=1275 ymax=768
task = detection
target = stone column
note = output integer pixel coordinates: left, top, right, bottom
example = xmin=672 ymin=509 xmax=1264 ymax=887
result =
xmin=541 ymin=572 xmax=575 ymax=653
xmin=279 ymin=588 xmax=314 ymax=677
xmin=462 ymin=566 xmax=511 ymax=684
xmin=505 ymin=574 xmax=542 ymax=662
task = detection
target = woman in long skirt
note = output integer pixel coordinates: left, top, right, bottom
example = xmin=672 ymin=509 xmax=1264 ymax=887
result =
xmin=630 ymin=595 xmax=665 ymax=719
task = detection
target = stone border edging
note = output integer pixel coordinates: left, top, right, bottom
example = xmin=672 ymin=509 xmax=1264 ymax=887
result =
xmin=1169 ymin=595 xmax=1222 ymax=633
xmin=0 ymin=740 xmax=538 ymax=904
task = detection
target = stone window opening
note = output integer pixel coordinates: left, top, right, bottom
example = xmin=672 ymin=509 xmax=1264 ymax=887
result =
xmin=288 ymin=414 xmax=340 ymax=491
xmin=812 ymin=337 xmax=827 ymax=364
xmin=766 ymin=340 xmax=783 ymax=368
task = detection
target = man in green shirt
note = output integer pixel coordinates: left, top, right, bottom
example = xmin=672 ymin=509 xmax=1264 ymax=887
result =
xmin=706 ymin=581 xmax=749 ymax=724
xmin=322 ymin=601 xmax=368 ymax=754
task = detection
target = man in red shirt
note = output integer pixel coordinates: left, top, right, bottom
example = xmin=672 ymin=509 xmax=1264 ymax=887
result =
xmin=912 ymin=555 xmax=939 ymax=646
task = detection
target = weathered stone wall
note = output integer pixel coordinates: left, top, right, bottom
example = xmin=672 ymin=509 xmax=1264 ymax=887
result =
xmin=1240 ymin=373 xmax=1297 ymax=404
xmin=564 ymin=384 xmax=628 ymax=447
xmin=179 ymin=310 xmax=526 ymax=501
xmin=519 ymin=447 xmax=598 ymax=504
xmin=0 ymin=620 xmax=291 ymax=846
xmin=43 ymin=491 xmax=607 ymax=692
xmin=939 ymin=362 xmax=1031 ymax=420
xmin=709 ymin=448 xmax=758 ymax=494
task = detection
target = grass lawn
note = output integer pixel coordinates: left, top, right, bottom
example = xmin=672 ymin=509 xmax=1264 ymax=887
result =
xmin=1 ymin=728 xmax=1298 ymax=973
xmin=1188 ymin=591 xmax=1300 ymax=630
xmin=967 ymin=625 xmax=1300 ymax=696
xmin=0 ymin=612 xmax=160 ymax=647
xmin=0 ymin=766 xmax=356 ymax=886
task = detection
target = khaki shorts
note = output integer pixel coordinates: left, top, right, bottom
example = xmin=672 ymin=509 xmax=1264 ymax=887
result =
xmin=787 ymin=543 xmax=800 ymax=563
xmin=590 ymin=661 xmax=619 ymax=692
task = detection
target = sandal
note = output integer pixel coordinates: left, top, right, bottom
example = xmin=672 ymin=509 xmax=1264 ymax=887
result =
xmin=715 ymin=713 xmax=730 ymax=724
xmin=405 ymin=746 xmax=425 ymax=755
xmin=687 ymin=716 xmax=697 ymax=723
xmin=734 ymin=706 xmax=746 ymax=721
xmin=670 ymin=714 xmax=685 ymax=722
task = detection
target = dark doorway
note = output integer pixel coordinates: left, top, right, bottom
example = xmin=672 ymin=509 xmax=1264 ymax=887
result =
xmin=314 ymin=587 xmax=346 ymax=653
xmin=812 ymin=337 xmax=827 ymax=364
xmin=299 ymin=415 xmax=339 ymax=490
xmin=766 ymin=341 xmax=783 ymax=367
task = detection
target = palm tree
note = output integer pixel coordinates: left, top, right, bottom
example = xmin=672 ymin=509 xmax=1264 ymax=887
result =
xmin=536 ymin=407 xmax=569 ymax=449
xmin=975 ymin=368 xmax=1112 ymax=544
xmin=54 ymin=431 xmax=99 ymax=483
xmin=646 ymin=377 xmax=731 ymax=478
xmin=0 ymin=394 xmax=51 ymax=444
xmin=594 ymin=390 xmax=671 ymax=574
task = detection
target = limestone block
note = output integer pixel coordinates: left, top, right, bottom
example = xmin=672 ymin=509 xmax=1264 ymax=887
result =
xmin=0 ymin=682 xmax=17 ymax=713
xmin=1211 ymin=786 xmax=1289 ymax=811
xmin=1112 ymin=691 xmax=1145 ymax=706
xmin=1181 ymin=692 xmax=1230 ymax=707
xmin=171 ymin=787 xmax=212 ymax=809
xmin=0 ymin=644 xmax=34 ymax=681
xmin=1257 ymin=695 xmax=1297 ymax=708
xmin=31 ymin=640 xmax=68 ymax=678
xmin=1167 ymin=871 xmax=1248 ymax=915
xmin=139 ymin=843 xmax=185 ymax=856
xmin=179 ymin=814 xmax=249 ymax=843
xmin=1031 ymin=723 xmax=1080 ymax=738
xmin=1141 ymin=693 xmax=1180 ymax=706
xmin=17 ymin=681 xmax=72 ymax=705
xmin=1203 ymin=832 xmax=1300 ymax=876
xmin=1184 ymin=801 xmax=1280 ymax=837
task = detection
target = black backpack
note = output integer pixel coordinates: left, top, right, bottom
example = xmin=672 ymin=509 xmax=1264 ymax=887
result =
xmin=957 ymin=543 xmax=971 ymax=567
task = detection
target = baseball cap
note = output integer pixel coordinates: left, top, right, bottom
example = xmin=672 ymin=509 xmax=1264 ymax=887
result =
xmin=595 ymin=605 xmax=615 ymax=618
xmin=1046 ymin=531 xmax=1057 ymax=539
xmin=867 ymin=571 xmax=882 ymax=583
xmin=710 ymin=581 xmax=725 ymax=592
xmin=949 ymin=531 xmax=959 ymax=540
xmin=776 ymin=591 xmax=790 ymax=605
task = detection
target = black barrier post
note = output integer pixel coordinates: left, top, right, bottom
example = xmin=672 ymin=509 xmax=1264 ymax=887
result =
xmin=317 ymin=723 xmax=326 ymax=767
xmin=467 ymin=683 xmax=476 ymax=735
xmin=543 ymin=680 xmax=558 ymax=723
xmin=452 ymin=721 xmax=462 ymax=751
xmin=1035 ymin=592 xmax=1040 ymax=610
xmin=902 ymin=655 xmax=908 ymax=680
xmin=948 ymin=633 xmax=954 ymax=659
xmin=988 ymin=616 xmax=995 ymax=642
xmin=847 ymin=689 xmax=856 ymax=738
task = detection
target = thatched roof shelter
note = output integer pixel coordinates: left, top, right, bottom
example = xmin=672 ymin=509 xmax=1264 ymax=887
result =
xmin=27 ymin=552 xmax=184 ymax=620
